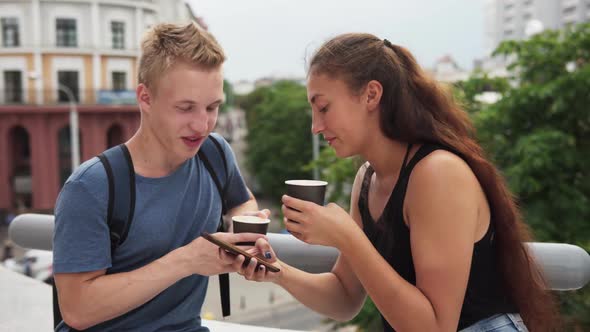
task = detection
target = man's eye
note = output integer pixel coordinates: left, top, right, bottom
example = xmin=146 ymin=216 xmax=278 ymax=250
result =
xmin=319 ymin=106 xmax=328 ymax=113
xmin=178 ymin=106 xmax=193 ymax=112
xmin=207 ymin=105 xmax=220 ymax=112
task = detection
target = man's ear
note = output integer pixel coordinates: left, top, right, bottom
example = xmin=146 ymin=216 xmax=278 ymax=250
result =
xmin=136 ymin=84 xmax=152 ymax=113
xmin=365 ymin=80 xmax=383 ymax=112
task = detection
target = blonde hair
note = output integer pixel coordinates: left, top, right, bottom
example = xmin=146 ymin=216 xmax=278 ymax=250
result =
xmin=138 ymin=22 xmax=225 ymax=93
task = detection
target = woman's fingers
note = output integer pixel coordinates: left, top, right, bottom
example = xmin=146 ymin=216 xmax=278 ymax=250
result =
xmin=281 ymin=204 xmax=307 ymax=224
xmin=284 ymin=217 xmax=304 ymax=235
xmin=281 ymin=195 xmax=315 ymax=213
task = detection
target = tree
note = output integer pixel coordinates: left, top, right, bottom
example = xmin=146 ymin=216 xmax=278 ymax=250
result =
xmin=464 ymin=22 xmax=590 ymax=329
xmin=242 ymin=81 xmax=314 ymax=200
xmin=220 ymin=79 xmax=234 ymax=113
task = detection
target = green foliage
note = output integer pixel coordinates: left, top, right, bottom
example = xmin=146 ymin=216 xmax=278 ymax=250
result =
xmin=220 ymin=79 xmax=234 ymax=113
xmin=464 ymin=23 xmax=590 ymax=328
xmin=305 ymin=147 xmax=360 ymax=208
xmin=242 ymin=81 xmax=313 ymax=200
xmin=331 ymin=297 xmax=382 ymax=332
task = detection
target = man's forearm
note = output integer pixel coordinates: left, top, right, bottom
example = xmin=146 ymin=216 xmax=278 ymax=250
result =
xmin=225 ymin=189 xmax=260 ymax=231
xmin=59 ymin=247 xmax=190 ymax=330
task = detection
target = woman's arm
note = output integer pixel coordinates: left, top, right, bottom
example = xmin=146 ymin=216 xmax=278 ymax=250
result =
xmin=239 ymin=165 xmax=370 ymax=320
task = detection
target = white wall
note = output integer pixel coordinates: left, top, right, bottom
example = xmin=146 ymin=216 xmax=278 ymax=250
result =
xmin=40 ymin=2 xmax=92 ymax=48
xmin=0 ymin=57 xmax=28 ymax=103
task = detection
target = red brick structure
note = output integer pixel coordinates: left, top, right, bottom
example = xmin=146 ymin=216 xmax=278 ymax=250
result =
xmin=0 ymin=105 xmax=139 ymax=211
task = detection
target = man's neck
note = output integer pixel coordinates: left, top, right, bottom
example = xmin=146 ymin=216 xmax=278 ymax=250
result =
xmin=125 ymin=128 xmax=186 ymax=178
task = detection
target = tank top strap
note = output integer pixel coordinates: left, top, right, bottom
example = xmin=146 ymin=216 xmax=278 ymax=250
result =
xmin=396 ymin=143 xmax=450 ymax=202
xmin=358 ymin=164 xmax=375 ymax=229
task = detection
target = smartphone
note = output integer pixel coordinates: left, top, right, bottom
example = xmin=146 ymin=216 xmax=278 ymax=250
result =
xmin=201 ymin=232 xmax=280 ymax=273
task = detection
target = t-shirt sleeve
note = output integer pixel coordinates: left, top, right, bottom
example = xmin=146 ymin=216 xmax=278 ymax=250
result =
xmin=53 ymin=173 xmax=112 ymax=274
xmin=212 ymin=133 xmax=250 ymax=210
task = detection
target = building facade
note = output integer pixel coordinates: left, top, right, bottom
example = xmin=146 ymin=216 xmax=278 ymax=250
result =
xmin=0 ymin=0 xmax=195 ymax=212
xmin=480 ymin=0 xmax=590 ymax=75
xmin=485 ymin=0 xmax=590 ymax=53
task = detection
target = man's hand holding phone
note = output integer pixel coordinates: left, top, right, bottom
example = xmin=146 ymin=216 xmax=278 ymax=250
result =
xmin=201 ymin=232 xmax=282 ymax=281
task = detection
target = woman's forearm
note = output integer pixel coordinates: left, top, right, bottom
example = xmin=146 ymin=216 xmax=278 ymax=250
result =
xmin=274 ymin=262 xmax=364 ymax=321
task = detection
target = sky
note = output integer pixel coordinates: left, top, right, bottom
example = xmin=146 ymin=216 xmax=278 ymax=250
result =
xmin=188 ymin=0 xmax=486 ymax=83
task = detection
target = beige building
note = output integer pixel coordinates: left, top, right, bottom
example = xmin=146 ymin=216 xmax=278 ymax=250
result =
xmin=0 ymin=0 xmax=194 ymax=105
xmin=0 ymin=0 xmax=200 ymax=211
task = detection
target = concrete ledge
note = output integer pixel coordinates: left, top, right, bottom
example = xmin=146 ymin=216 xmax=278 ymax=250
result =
xmin=9 ymin=213 xmax=590 ymax=290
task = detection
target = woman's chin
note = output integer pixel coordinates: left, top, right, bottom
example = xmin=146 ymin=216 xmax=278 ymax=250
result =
xmin=333 ymin=147 xmax=354 ymax=159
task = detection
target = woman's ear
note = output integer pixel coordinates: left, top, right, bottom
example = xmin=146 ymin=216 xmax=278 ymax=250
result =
xmin=365 ymin=80 xmax=383 ymax=112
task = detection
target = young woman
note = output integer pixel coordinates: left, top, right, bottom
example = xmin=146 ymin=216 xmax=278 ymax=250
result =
xmin=236 ymin=33 xmax=559 ymax=331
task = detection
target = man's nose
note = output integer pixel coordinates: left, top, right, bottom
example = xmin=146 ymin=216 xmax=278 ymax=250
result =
xmin=189 ymin=110 xmax=209 ymax=133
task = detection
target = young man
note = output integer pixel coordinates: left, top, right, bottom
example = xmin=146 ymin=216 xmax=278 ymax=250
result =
xmin=53 ymin=22 xmax=267 ymax=331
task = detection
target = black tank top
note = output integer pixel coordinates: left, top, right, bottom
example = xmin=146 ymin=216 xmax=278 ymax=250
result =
xmin=358 ymin=143 xmax=517 ymax=331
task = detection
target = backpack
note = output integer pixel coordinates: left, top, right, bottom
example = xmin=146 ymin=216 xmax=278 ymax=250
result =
xmin=52 ymin=134 xmax=232 ymax=329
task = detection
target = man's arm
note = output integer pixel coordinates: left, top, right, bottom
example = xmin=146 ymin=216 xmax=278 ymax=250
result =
xmin=56 ymin=231 xmax=264 ymax=330
xmin=225 ymin=188 xmax=270 ymax=232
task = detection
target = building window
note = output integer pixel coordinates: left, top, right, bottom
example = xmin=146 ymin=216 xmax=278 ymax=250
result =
xmin=563 ymin=5 xmax=577 ymax=15
xmin=111 ymin=21 xmax=125 ymax=49
xmin=56 ymin=18 xmax=77 ymax=47
xmin=112 ymin=71 xmax=127 ymax=90
xmin=1 ymin=17 xmax=20 ymax=47
xmin=3 ymin=70 xmax=23 ymax=103
xmin=58 ymin=71 xmax=79 ymax=102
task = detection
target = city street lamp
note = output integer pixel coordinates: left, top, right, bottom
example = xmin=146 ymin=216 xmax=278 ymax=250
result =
xmin=28 ymin=72 xmax=80 ymax=170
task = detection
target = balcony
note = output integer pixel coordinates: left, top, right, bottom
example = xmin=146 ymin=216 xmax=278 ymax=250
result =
xmin=0 ymin=43 xmax=139 ymax=56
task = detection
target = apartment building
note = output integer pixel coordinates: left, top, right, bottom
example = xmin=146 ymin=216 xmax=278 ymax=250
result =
xmin=0 ymin=0 xmax=196 ymax=211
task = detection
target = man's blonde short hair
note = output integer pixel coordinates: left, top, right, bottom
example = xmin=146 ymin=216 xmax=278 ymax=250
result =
xmin=138 ymin=22 xmax=225 ymax=93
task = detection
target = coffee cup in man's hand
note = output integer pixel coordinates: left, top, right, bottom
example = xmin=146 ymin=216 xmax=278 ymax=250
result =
xmin=232 ymin=215 xmax=270 ymax=246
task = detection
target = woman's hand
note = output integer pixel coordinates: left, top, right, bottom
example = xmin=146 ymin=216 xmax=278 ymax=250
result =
xmin=281 ymin=195 xmax=358 ymax=248
xmin=234 ymin=238 xmax=283 ymax=283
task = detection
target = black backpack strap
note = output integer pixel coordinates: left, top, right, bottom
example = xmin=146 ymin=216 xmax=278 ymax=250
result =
xmin=53 ymin=144 xmax=135 ymax=330
xmin=98 ymin=144 xmax=136 ymax=252
xmin=197 ymin=135 xmax=228 ymax=224
xmin=197 ymin=135 xmax=231 ymax=317
xmin=52 ymin=280 xmax=62 ymax=329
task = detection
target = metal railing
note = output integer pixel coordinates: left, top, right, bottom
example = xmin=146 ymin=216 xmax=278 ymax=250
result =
xmin=8 ymin=213 xmax=590 ymax=291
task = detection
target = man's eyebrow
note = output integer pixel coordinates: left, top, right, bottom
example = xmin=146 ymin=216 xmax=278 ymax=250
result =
xmin=208 ymin=99 xmax=223 ymax=106
xmin=175 ymin=100 xmax=196 ymax=105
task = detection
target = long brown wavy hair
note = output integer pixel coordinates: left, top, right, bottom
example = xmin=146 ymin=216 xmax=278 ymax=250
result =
xmin=308 ymin=33 xmax=560 ymax=331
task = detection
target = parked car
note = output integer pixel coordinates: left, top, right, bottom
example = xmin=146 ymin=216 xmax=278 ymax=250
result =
xmin=2 ymin=249 xmax=53 ymax=284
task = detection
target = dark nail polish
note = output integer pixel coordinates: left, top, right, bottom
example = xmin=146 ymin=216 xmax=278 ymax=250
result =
xmin=264 ymin=251 xmax=272 ymax=259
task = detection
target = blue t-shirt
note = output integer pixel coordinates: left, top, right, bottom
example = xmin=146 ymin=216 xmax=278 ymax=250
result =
xmin=53 ymin=134 xmax=250 ymax=332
